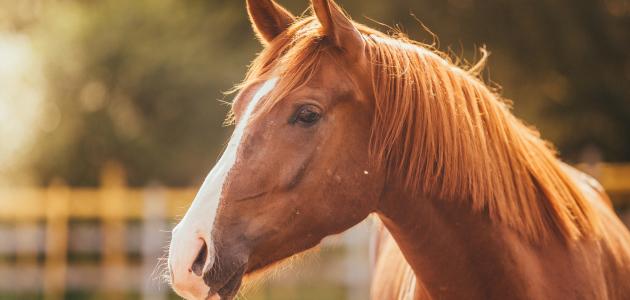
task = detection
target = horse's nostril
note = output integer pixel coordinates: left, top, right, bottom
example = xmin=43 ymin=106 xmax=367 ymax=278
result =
xmin=191 ymin=239 xmax=208 ymax=276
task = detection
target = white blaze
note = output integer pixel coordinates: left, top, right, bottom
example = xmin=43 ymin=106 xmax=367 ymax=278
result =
xmin=169 ymin=78 xmax=278 ymax=286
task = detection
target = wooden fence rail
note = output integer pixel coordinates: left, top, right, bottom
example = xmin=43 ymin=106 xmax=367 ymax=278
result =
xmin=0 ymin=162 xmax=628 ymax=299
xmin=0 ymin=163 xmax=197 ymax=299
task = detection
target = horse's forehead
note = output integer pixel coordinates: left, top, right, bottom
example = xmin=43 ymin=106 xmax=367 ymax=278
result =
xmin=233 ymin=53 xmax=362 ymax=118
xmin=232 ymin=80 xmax=267 ymax=119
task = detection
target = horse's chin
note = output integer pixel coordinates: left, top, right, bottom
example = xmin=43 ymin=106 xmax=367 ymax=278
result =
xmin=203 ymin=262 xmax=245 ymax=300
xmin=215 ymin=272 xmax=244 ymax=300
xmin=207 ymin=262 xmax=276 ymax=299
xmin=213 ymin=255 xmax=304 ymax=299
xmin=208 ymin=264 xmax=271 ymax=300
xmin=215 ymin=247 xmax=319 ymax=298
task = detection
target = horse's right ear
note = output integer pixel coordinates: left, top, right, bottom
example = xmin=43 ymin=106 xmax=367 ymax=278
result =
xmin=311 ymin=0 xmax=365 ymax=62
xmin=246 ymin=0 xmax=295 ymax=45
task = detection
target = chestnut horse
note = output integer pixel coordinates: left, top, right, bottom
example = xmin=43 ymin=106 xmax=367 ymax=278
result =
xmin=168 ymin=0 xmax=630 ymax=299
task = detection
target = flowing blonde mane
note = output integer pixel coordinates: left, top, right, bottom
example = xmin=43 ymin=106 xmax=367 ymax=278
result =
xmin=234 ymin=15 xmax=599 ymax=242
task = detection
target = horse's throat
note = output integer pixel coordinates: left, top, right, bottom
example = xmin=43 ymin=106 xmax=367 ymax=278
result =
xmin=377 ymin=193 xmax=533 ymax=299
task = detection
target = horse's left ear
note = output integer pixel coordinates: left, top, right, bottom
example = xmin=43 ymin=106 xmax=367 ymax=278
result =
xmin=311 ymin=0 xmax=365 ymax=60
xmin=247 ymin=0 xmax=296 ymax=45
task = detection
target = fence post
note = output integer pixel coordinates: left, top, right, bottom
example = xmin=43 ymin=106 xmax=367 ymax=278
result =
xmin=44 ymin=179 xmax=69 ymax=300
xmin=141 ymin=183 xmax=168 ymax=300
xmin=100 ymin=162 xmax=128 ymax=295
xmin=14 ymin=210 xmax=40 ymax=293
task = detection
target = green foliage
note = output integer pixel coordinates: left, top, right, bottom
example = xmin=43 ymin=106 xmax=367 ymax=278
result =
xmin=32 ymin=0 xmax=259 ymax=186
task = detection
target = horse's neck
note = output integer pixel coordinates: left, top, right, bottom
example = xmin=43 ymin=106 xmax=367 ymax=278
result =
xmin=376 ymin=189 xmax=551 ymax=299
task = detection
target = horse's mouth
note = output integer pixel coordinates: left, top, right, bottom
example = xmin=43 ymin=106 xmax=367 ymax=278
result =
xmin=208 ymin=261 xmax=270 ymax=299
xmin=215 ymin=271 xmax=243 ymax=300
xmin=204 ymin=263 xmax=245 ymax=300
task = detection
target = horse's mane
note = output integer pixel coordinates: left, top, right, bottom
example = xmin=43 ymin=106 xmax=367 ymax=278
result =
xmin=234 ymin=15 xmax=599 ymax=242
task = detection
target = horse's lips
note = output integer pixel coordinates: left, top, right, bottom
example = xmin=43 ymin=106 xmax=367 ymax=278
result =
xmin=209 ymin=261 xmax=273 ymax=299
xmin=214 ymin=269 xmax=244 ymax=300
xmin=205 ymin=294 xmax=221 ymax=300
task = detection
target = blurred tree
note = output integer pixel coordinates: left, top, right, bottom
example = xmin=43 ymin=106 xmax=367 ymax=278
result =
xmin=17 ymin=0 xmax=630 ymax=186
xmin=31 ymin=0 xmax=259 ymax=186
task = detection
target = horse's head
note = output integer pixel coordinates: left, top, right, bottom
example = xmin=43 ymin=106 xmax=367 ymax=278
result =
xmin=168 ymin=1 xmax=383 ymax=298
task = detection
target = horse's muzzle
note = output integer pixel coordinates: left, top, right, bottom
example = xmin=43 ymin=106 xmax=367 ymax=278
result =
xmin=168 ymin=224 xmax=214 ymax=300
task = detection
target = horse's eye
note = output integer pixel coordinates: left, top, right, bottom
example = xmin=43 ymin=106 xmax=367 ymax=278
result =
xmin=293 ymin=105 xmax=321 ymax=126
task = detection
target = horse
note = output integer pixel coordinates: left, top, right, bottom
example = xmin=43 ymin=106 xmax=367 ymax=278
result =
xmin=167 ymin=0 xmax=630 ymax=299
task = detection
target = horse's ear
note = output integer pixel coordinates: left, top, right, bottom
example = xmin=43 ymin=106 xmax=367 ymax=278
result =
xmin=247 ymin=0 xmax=295 ymax=44
xmin=311 ymin=0 xmax=365 ymax=60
